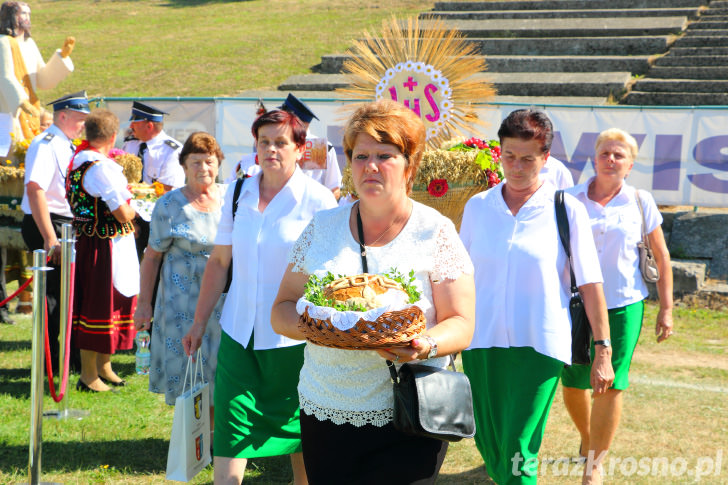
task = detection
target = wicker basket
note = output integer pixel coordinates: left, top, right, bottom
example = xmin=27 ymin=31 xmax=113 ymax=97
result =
xmin=410 ymin=184 xmax=486 ymax=231
xmin=298 ymin=305 xmax=426 ymax=350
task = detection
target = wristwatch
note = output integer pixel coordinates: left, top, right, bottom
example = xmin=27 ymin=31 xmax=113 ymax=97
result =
xmin=594 ymin=339 xmax=611 ymax=348
xmin=422 ymin=335 xmax=438 ymax=359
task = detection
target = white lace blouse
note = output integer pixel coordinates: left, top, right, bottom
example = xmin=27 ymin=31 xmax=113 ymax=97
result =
xmin=289 ymin=201 xmax=474 ymax=427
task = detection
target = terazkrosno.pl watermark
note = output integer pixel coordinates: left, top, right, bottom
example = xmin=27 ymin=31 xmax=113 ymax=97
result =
xmin=511 ymin=450 xmax=723 ymax=482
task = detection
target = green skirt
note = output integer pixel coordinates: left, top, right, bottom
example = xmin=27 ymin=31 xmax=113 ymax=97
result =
xmin=214 ymin=331 xmax=305 ymax=458
xmin=561 ymin=300 xmax=644 ymax=391
xmin=462 ymin=346 xmax=563 ymax=485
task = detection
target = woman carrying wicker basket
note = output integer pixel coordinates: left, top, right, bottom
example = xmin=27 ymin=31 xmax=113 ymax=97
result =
xmin=272 ymin=99 xmax=475 ymax=484
xmin=181 ymin=109 xmax=336 ymax=484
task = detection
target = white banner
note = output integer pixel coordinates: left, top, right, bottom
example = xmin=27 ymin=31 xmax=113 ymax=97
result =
xmin=99 ymin=98 xmax=728 ymax=207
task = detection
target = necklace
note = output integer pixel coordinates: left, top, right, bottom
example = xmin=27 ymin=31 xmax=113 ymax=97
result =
xmin=356 ymin=203 xmax=406 ymax=260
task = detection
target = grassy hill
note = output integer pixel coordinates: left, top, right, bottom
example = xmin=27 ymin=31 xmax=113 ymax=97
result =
xmin=29 ymin=0 xmax=433 ymax=103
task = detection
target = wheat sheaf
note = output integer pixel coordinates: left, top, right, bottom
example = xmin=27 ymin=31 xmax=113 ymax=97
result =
xmin=338 ymin=16 xmax=496 ymax=148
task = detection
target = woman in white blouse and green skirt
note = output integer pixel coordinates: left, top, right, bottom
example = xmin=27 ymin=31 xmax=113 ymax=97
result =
xmin=182 ymin=109 xmax=336 ymax=484
xmin=561 ymin=129 xmax=673 ymax=483
xmin=459 ymin=109 xmax=615 ymax=485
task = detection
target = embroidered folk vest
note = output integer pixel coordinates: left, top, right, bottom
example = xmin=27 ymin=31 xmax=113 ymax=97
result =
xmin=67 ymin=160 xmax=134 ymax=238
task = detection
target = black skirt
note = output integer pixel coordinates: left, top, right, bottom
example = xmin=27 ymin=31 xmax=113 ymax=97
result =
xmin=300 ymin=410 xmax=448 ymax=485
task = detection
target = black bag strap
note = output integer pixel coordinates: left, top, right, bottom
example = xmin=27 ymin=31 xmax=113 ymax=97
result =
xmin=355 ymin=203 xmax=369 ymax=273
xmin=223 ymin=175 xmax=248 ymax=294
xmin=231 ymin=175 xmax=249 ymax=222
xmin=554 ymin=190 xmax=578 ymax=295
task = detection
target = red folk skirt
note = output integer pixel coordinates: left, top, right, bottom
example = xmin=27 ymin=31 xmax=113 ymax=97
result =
xmin=72 ymin=234 xmax=136 ymax=354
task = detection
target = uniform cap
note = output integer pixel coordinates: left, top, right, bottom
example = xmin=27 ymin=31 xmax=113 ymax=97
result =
xmin=280 ymin=93 xmax=318 ymax=123
xmin=47 ymin=91 xmax=90 ymax=114
xmin=129 ymin=101 xmax=167 ymax=122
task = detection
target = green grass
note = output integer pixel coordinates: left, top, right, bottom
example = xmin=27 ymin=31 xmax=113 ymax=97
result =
xmin=2 ymin=296 xmax=727 ymax=484
xmin=29 ymin=0 xmax=434 ymax=103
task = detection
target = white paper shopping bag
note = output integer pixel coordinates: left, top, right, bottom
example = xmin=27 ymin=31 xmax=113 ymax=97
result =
xmin=166 ymin=352 xmax=212 ymax=482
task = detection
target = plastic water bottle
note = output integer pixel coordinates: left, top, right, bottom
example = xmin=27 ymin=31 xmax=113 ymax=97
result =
xmin=135 ymin=330 xmax=151 ymax=375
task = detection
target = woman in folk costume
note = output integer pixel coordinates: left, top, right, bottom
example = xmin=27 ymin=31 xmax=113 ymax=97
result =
xmin=66 ymin=108 xmax=139 ymax=393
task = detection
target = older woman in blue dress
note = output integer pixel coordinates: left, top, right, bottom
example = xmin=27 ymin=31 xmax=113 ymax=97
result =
xmin=561 ymin=128 xmax=673 ymax=484
xmin=459 ymin=108 xmax=614 ymax=484
xmin=133 ymin=132 xmax=227 ymax=425
xmin=182 ymin=109 xmax=336 ymax=484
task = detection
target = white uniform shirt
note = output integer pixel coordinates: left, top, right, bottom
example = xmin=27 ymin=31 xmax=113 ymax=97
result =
xmin=71 ymin=150 xmax=139 ymax=297
xmin=214 ymin=167 xmax=337 ymax=350
xmin=21 ymin=124 xmax=74 ymax=217
xmin=567 ymin=178 xmax=662 ymax=309
xmin=541 ymin=156 xmax=574 ymax=190
xmin=291 ymin=201 xmax=474 ymax=426
xmin=301 ymin=130 xmax=341 ymax=191
xmin=460 ymin=181 xmax=603 ymax=364
xmin=123 ymin=130 xmax=184 ymax=187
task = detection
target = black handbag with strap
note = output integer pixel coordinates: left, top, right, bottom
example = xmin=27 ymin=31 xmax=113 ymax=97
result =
xmin=387 ymin=356 xmax=476 ymax=442
xmin=355 ymin=205 xmax=476 ymax=441
xmin=555 ymin=190 xmax=592 ymax=366
xmin=223 ymin=175 xmax=248 ymax=293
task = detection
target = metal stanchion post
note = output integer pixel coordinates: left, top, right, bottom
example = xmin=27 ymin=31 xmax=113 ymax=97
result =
xmin=28 ymin=249 xmax=51 ymax=484
xmin=58 ymin=224 xmax=72 ymax=393
xmin=45 ymin=224 xmax=88 ymax=421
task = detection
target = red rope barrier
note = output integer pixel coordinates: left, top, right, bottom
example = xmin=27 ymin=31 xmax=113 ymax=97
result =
xmin=0 ymin=254 xmax=54 ymax=307
xmin=44 ymin=260 xmax=75 ymax=403
xmin=0 ymin=276 xmax=33 ymax=307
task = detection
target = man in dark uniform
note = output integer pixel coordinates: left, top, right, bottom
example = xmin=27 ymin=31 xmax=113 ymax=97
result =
xmin=21 ymin=90 xmax=89 ymax=373
xmin=122 ymin=101 xmax=184 ymax=259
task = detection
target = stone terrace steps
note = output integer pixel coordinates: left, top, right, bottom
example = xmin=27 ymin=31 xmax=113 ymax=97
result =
xmin=424 ymin=8 xmax=701 ymax=20
xmin=320 ymin=54 xmax=651 ymax=75
xmin=621 ymin=1 xmax=728 ymax=105
xmin=276 ymin=0 xmax=710 ymax=105
xmin=433 ymin=0 xmax=707 ymax=9
xmin=279 ymin=72 xmax=632 ymax=98
xmin=416 ymin=17 xmax=687 ymax=38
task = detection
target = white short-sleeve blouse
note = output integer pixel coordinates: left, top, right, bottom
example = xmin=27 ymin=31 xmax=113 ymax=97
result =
xmin=289 ymin=201 xmax=474 ymax=427
xmin=460 ymin=181 xmax=603 ymax=364
xmin=567 ymin=178 xmax=663 ymax=309
xmin=214 ymin=167 xmax=337 ymax=350
xmin=71 ymin=150 xmax=139 ymax=297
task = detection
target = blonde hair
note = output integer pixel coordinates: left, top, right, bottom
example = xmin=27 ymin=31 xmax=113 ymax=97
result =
xmin=343 ymin=99 xmax=426 ymax=194
xmin=595 ymin=128 xmax=639 ymax=160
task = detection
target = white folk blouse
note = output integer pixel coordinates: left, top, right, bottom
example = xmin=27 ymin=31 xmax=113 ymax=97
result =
xmin=214 ymin=167 xmax=337 ymax=349
xmin=290 ymin=201 xmax=474 ymax=427
xmin=460 ymin=181 xmax=603 ymax=364
xmin=567 ymin=178 xmax=662 ymax=310
xmin=71 ymin=150 xmax=139 ymax=297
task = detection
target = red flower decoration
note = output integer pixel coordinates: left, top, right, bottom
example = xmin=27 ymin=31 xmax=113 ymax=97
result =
xmin=427 ymin=179 xmax=449 ymax=197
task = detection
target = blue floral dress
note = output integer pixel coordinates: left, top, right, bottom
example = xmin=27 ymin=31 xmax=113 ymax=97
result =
xmin=148 ymin=185 xmax=226 ymax=405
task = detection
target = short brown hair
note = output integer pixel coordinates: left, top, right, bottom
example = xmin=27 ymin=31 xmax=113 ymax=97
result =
xmin=84 ymin=109 xmax=119 ymax=144
xmin=342 ymin=99 xmax=426 ymax=194
xmin=179 ymin=132 xmax=224 ymax=166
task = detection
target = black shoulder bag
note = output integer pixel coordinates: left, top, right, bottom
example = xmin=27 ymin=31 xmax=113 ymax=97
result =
xmin=555 ymin=190 xmax=592 ymax=366
xmin=223 ymin=176 xmax=248 ymax=293
xmin=355 ymin=205 xmax=476 ymax=442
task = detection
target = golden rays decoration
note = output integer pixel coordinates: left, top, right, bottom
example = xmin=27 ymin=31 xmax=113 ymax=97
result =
xmin=338 ymin=16 xmax=495 ymax=148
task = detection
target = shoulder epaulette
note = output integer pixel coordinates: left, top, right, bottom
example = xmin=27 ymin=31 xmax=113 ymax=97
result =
xmin=164 ymin=139 xmax=180 ymax=150
xmin=43 ymin=133 xmax=55 ymax=142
